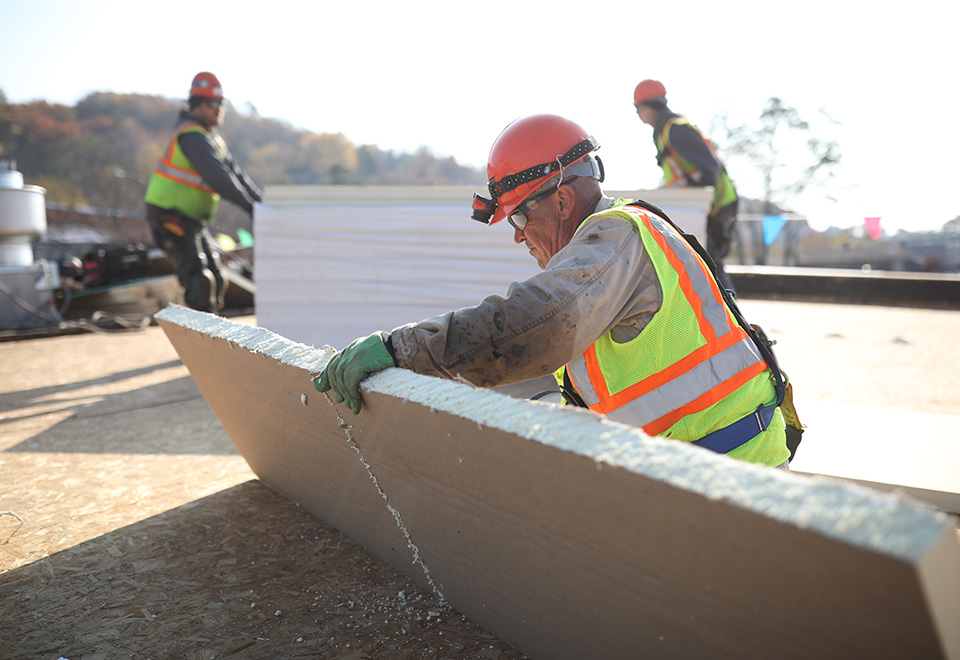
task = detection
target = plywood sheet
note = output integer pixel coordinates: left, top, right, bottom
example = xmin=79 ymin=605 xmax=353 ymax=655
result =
xmin=157 ymin=306 xmax=960 ymax=660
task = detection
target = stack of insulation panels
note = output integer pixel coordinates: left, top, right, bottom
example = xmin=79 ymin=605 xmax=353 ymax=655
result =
xmin=252 ymin=185 xmax=712 ymax=352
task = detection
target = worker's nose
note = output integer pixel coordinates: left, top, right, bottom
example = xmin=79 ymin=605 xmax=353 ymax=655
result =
xmin=513 ymin=228 xmax=525 ymax=244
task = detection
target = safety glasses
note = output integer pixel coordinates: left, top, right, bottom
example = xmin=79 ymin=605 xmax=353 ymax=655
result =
xmin=506 ymin=156 xmax=604 ymax=231
xmin=507 ymin=185 xmax=560 ymax=231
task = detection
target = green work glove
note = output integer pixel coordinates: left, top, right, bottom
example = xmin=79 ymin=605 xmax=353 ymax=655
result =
xmin=314 ymin=332 xmax=395 ymax=415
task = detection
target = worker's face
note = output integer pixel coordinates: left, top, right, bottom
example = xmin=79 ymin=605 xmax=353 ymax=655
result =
xmin=511 ymin=187 xmax=571 ymax=269
xmin=636 ymin=104 xmax=656 ymax=126
xmin=196 ymin=99 xmax=225 ymax=128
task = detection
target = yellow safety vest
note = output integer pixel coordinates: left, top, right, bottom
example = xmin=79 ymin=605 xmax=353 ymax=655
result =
xmin=144 ymin=120 xmax=224 ymax=221
xmin=556 ymin=202 xmax=788 ymax=466
xmin=656 ymin=117 xmax=738 ymax=216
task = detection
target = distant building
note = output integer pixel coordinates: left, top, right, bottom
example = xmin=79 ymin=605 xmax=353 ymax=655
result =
xmin=728 ymin=198 xmax=960 ymax=272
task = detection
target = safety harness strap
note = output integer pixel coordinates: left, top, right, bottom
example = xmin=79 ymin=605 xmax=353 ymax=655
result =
xmin=692 ymin=403 xmax=777 ymax=454
xmin=560 ymin=367 xmax=588 ymax=408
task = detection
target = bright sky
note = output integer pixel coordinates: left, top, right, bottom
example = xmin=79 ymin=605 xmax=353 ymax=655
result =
xmin=3 ymin=0 xmax=958 ymax=233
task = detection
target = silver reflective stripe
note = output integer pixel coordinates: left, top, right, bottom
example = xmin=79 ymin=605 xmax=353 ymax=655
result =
xmin=603 ymin=336 xmax=764 ymax=428
xmin=571 ymin=336 xmax=763 ymax=427
xmin=154 ymin=161 xmax=208 ymax=188
xmin=565 ymin=353 xmax=600 ymax=406
xmin=605 ymin=397 xmax=660 ymax=428
xmin=641 ymin=211 xmax=732 ymax=339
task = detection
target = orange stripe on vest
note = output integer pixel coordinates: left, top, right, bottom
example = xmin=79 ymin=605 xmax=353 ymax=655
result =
xmin=641 ymin=360 xmax=768 ymax=437
xmin=587 ymin=326 xmax=751 ymax=416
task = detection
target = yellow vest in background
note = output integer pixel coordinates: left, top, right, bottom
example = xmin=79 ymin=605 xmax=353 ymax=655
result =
xmin=145 ymin=121 xmax=223 ymax=221
xmin=656 ymin=117 xmax=738 ymax=216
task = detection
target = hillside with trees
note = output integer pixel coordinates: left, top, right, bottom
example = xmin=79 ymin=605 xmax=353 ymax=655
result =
xmin=0 ymin=90 xmax=485 ymax=233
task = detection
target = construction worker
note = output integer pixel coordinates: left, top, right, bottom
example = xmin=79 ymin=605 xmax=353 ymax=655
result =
xmin=633 ymin=80 xmax=739 ymax=291
xmin=315 ymin=114 xmax=801 ymax=467
xmin=144 ymin=72 xmax=262 ymax=312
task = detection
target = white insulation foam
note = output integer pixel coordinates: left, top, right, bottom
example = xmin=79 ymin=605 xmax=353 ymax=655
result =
xmin=158 ymin=306 xmax=955 ymax=562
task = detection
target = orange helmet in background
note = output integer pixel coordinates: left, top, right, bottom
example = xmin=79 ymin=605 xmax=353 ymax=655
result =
xmin=471 ymin=114 xmax=603 ymax=226
xmin=190 ymin=72 xmax=224 ymax=100
xmin=633 ymin=79 xmax=667 ymax=106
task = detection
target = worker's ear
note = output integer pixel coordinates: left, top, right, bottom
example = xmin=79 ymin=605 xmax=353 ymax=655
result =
xmin=556 ymin=184 xmax=577 ymax=221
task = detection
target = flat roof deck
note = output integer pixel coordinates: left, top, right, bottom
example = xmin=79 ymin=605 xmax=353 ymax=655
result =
xmin=1 ymin=299 xmax=958 ymax=658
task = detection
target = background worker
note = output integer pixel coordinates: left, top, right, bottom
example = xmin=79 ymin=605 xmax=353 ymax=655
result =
xmin=633 ymin=79 xmax=739 ymax=291
xmin=144 ymin=72 xmax=262 ymax=312
xmin=316 ymin=114 xmax=800 ymax=467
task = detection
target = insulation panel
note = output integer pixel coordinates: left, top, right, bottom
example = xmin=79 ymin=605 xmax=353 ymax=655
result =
xmin=157 ymin=306 xmax=960 ymax=660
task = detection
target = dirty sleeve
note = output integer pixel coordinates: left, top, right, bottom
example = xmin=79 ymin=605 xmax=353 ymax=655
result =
xmin=388 ymin=214 xmax=662 ymax=387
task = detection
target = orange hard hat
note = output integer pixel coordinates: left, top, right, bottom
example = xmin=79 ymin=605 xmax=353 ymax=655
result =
xmin=633 ymin=79 xmax=667 ymax=106
xmin=190 ymin=72 xmax=224 ymax=100
xmin=471 ymin=114 xmax=601 ymax=226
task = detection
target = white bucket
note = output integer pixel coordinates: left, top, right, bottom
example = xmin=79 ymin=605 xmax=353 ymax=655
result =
xmin=0 ymin=240 xmax=34 ymax=267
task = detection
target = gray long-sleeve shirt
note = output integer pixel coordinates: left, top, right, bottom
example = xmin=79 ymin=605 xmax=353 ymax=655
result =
xmin=389 ymin=196 xmax=663 ymax=387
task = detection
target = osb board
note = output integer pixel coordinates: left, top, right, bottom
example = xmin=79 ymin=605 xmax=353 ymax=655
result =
xmin=0 ymin=320 xmax=523 ymax=660
xmin=157 ymin=307 xmax=960 ymax=660
xmin=0 ymin=322 xmax=255 ymax=573
xmin=0 ymin=480 xmax=524 ymax=660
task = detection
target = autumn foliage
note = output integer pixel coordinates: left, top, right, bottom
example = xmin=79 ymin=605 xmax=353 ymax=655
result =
xmin=0 ymin=91 xmax=485 ymax=220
